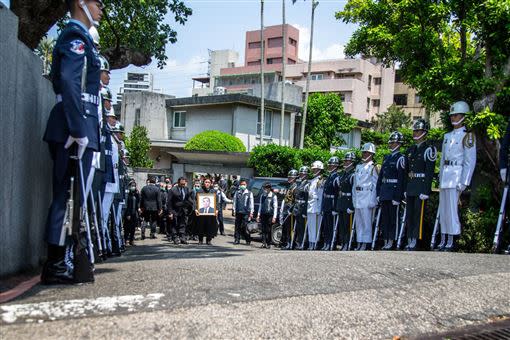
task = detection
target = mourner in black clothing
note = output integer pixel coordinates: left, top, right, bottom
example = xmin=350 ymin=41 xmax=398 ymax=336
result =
xmin=124 ymin=181 xmax=140 ymax=245
xmin=140 ymin=176 xmax=162 ymax=239
xmin=167 ymin=177 xmax=193 ymax=244
xmin=195 ymin=179 xmax=218 ymax=245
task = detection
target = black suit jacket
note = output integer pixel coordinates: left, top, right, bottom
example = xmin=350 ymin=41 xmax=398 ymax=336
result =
xmin=167 ymin=186 xmax=193 ymax=216
xmin=140 ymin=184 xmax=162 ymax=212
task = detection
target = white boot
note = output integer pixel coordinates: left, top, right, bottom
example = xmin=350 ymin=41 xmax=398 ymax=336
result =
xmin=436 ymin=233 xmax=446 ymax=250
xmin=387 ymin=239 xmax=394 ymax=250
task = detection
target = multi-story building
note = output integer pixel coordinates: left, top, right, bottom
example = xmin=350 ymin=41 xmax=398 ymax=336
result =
xmin=392 ymin=69 xmax=440 ymax=127
xmin=192 ymin=49 xmax=239 ymax=96
xmin=117 ymin=71 xmax=158 ymax=104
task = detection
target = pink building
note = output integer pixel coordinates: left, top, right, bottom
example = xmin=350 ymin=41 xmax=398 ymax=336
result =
xmin=244 ymin=24 xmax=299 ymax=67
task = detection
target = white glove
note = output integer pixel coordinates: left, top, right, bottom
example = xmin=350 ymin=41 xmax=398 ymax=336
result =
xmin=501 ymin=168 xmax=507 ymax=182
xmin=392 ymin=200 xmax=400 ymax=206
xmin=332 ymin=211 xmax=338 ymax=216
xmin=456 ymin=183 xmax=467 ymax=192
xmin=64 ymin=136 xmax=89 ymax=159
xmin=403 ymin=192 xmax=407 ymax=199
xmin=376 ymin=196 xmax=380 ymax=204
xmin=347 ymin=208 xmax=354 ymax=214
xmin=279 ymin=218 xmax=284 ymax=225
xmin=419 ymin=194 xmax=429 ymax=200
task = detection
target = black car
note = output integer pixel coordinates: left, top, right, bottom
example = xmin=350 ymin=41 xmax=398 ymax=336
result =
xmin=246 ymin=177 xmax=290 ymax=245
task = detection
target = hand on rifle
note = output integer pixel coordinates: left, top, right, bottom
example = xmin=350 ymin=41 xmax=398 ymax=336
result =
xmin=392 ymin=200 xmax=400 ymax=206
xmin=419 ymin=194 xmax=429 ymax=200
xmin=256 ymin=216 xmax=260 ymax=223
xmin=501 ymin=168 xmax=507 ymax=182
xmin=64 ymin=136 xmax=89 ymax=159
xmin=347 ymin=208 xmax=354 ymax=214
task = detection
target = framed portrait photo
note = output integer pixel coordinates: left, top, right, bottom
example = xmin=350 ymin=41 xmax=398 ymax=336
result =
xmin=196 ymin=192 xmax=216 ymax=216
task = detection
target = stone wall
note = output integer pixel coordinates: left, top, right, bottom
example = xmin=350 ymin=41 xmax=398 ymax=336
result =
xmin=0 ymin=5 xmax=55 ymax=277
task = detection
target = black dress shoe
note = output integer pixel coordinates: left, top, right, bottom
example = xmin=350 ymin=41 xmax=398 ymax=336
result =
xmin=260 ymin=244 xmax=266 ymax=248
xmin=180 ymin=239 xmax=188 ymax=245
xmin=266 ymin=244 xmax=271 ymax=249
xmin=41 ymin=260 xmax=74 ymax=285
xmin=233 ymin=240 xmax=240 ymax=245
xmin=150 ymin=235 xmax=157 ymax=239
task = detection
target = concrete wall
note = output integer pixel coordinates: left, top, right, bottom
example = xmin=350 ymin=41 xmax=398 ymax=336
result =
xmin=0 ymin=6 xmax=55 ymax=277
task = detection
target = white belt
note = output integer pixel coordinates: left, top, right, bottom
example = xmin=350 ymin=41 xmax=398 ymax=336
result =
xmin=340 ymin=192 xmax=352 ymax=197
xmin=382 ymin=179 xmax=398 ymax=184
xmin=409 ymin=172 xmax=426 ymax=178
xmin=324 ymin=194 xmax=335 ymax=198
xmin=56 ymin=93 xmax=100 ymax=106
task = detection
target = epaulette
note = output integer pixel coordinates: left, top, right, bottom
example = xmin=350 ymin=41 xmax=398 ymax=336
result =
xmin=462 ymin=131 xmax=476 ymax=148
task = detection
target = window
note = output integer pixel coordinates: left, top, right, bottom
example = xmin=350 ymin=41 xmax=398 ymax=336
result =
xmin=267 ymin=37 xmax=283 ymax=48
xmin=395 ymin=70 xmax=403 ymax=83
xmin=366 ymin=98 xmax=370 ymax=112
xmin=127 ymin=73 xmax=145 ymax=81
xmin=311 ymin=74 xmax=323 ymax=81
xmin=415 ymin=95 xmax=422 ymax=104
xmin=413 ymin=115 xmax=422 ymax=121
xmin=267 ymin=57 xmax=282 ymax=65
xmin=173 ymin=111 xmax=186 ymax=128
xmin=247 ymin=60 xmax=261 ymax=66
xmin=374 ymin=77 xmax=382 ymax=85
xmin=288 ymin=58 xmax=296 ymax=64
xmin=338 ymin=93 xmax=346 ymax=102
xmin=372 ymin=99 xmax=380 ymax=107
xmin=134 ymin=108 xmax=141 ymax=127
xmin=289 ymin=38 xmax=297 ymax=46
xmin=368 ymin=75 xmax=372 ymax=90
xmin=248 ymin=41 xmax=261 ymax=49
xmin=257 ymin=109 xmax=273 ymax=136
xmin=394 ymin=94 xmax=408 ymax=106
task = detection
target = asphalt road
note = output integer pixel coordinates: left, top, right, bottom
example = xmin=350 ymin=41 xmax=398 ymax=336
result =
xmin=1 ymin=218 xmax=509 ymax=339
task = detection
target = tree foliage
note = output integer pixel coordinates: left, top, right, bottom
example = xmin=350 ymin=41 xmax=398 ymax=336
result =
xmin=125 ymin=125 xmax=153 ymax=168
xmin=304 ymin=93 xmax=358 ymax=149
xmin=371 ymin=104 xmax=412 ymax=133
xmin=184 ymin=130 xmax=246 ymax=153
xmin=10 ymin=0 xmax=192 ymax=70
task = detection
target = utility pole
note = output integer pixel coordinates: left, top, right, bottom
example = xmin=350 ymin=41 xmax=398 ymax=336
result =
xmin=279 ymin=0 xmax=287 ymax=146
xmin=299 ymin=0 xmax=318 ymax=149
xmin=259 ymin=0 xmax=265 ymax=145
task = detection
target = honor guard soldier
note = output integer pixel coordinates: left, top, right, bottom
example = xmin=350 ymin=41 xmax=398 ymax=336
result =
xmin=498 ymin=118 xmax=510 ymax=254
xmin=257 ymin=182 xmax=278 ymax=248
xmin=436 ymin=101 xmax=477 ymax=251
xmin=334 ymin=152 xmax=356 ymax=251
xmin=279 ymin=170 xmax=298 ymax=249
xmin=376 ymin=132 xmax=406 ymax=250
xmin=405 ymin=119 xmax=437 ymax=250
xmin=292 ymin=167 xmax=310 ymax=250
xmin=321 ymin=157 xmax=340 ymax=250
xmin=41 ymin=0 xmax=104 ymax=285
xmin=232 ymin=179 xmax=254 ymax=245
xmin=353 ymin=143 xmax=379 ymax=251
xmin=307 ymin=161 xmax=324 ymax=250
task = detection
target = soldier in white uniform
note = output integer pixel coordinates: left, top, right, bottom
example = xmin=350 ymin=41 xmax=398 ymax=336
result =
xmin=353 ymin=143 xmax=379 ymax=250
xmin=437 ymin=101 xmax=477 ymax=251
xmin=307 ymin=161 xmax=324 ymax=250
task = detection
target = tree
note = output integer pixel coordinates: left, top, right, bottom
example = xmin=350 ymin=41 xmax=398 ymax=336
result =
xmin=184 ymin=130 xmax=247 ymax=153
xmin=304 ymin=93 xmax=358 ymax=149
xmin=35 ymin=36 xmax=55 ymax=75
xmin=336 ymin=0 xmax=510 ymax=199
xmin=10 ymin=0 xmax=192 ymax=70
xmin=371 ymin=104 xmax=412 ymax=133
xmin=126 ymin=125 xmax=153 ymax=168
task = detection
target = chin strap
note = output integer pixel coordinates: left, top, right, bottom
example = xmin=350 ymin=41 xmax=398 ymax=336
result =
xmin=451 ymin=116 xmax=465 ymax=126
xmin=413 ymin=131 xmax=427 ymax=141
xmin=361 ymin=156 xmax=372 ymax=163
xmin=80 ymin=0 xmax=99 ymax=27
xmin=390 ymin=144 xmax=400 ymax=152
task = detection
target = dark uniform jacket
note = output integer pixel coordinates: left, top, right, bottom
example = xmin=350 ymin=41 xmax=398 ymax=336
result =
xmin=125 ymin=191 xmax=140 ymax=217
xmin=43 ymin=20 xmax=101 ymax=151
xmin=335 ymin=167 xmax=355 ymax=212
xmin=321 ymin=171 xmax=339 ymax=212
xmin=499 ymin=120 xmax=510 ymax=171
xmin=405 ymin=142 xmax=437 ymax=196
xmin=98 ymin=123 xmax=114 ymax=183
xmin=377 ymin=151 xmax=407 ymax=202
xmin=292 ymin=179 xmax=309 ymax=217
xmin=140 ymin=184 xmax=162 ymax=212
xmin=167 ymin=186 xmax=194 ymax=216
xmin=281 ymin=182 xmax=297 ymax=218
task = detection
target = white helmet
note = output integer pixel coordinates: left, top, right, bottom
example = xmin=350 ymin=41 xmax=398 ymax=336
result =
xmin=361 ymin=142 xmax=376 ymax=154
xmin=449 ymin=101 xmax=469 ymax=115
xmin=311 ymin=160 xmax=324 ymax=170
xmin=89 ymin=26 xmax=100 ymax=46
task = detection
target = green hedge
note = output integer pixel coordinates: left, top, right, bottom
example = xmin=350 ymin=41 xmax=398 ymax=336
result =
xmin=184 ymin=130 xmax=246 ymax=152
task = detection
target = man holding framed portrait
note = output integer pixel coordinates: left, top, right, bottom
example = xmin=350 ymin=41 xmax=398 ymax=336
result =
xmin=195 ymin=179 xmax=218 ymax=245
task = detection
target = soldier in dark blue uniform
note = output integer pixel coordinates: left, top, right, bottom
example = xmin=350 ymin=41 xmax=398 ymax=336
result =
xmin=320 ymin=157 xmax=340 ymax=250
xmin=279 ymin=169 xmax=298 ymax=249
xmin=334 ymin=152 xmax=356 ymax=251
xmin=292 ymin=166 xmax=309 ymax=250
xmin=405 ymin=119 xmax=437 ymax=250
xmin=41 ymin=0 xmax=103 ymax=284
xmin=498 ymin=118 xmax=510 ymax=254
xmin=376 ymin=131 xmax=407 ymax=250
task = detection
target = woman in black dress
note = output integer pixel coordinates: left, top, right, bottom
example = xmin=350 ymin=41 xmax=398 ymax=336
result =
xmin=194 ymin=178 xmax=218 ymax=245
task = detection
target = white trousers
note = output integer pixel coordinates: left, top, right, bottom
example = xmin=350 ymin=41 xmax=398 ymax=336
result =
xmin=355 ymin=208 xmax=374 ymax=243
xmin=307 ymin=213 xmax=322 ymax=243
xmin=439 ymin=188 xmax=461 ymax=235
